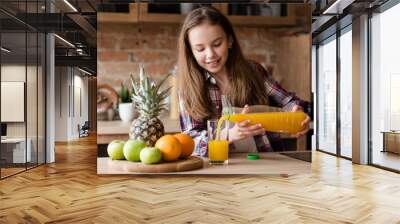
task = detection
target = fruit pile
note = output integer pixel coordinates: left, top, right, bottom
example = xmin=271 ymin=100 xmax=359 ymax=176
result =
xmin=107 ymin=133 xmax=195 ymax=164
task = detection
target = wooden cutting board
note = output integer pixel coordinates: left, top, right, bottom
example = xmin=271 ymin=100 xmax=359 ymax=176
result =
xmin=107 ymin=156 xmax=204 ymax=173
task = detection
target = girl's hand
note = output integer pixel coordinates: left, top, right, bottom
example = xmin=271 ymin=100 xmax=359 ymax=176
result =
xmin=228 ymin=105 xmax=265 ymax=143
xmin=291 ymin=105 xmax=311 ymax=138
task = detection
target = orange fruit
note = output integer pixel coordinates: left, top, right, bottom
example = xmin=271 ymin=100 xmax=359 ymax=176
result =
xmin=174 ymin=133 xmax=195 ymax=159
xmin=155 ymin=135 xmax=182 ymax=162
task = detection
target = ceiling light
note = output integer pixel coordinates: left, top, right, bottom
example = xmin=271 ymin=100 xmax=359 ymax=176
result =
xmin=323 ymin=0 xmax=355 ymax=15
xmin=78 ymin=67 xmax=93 ymax=76
xmin=63 ymin=0 xmax=78 ymax=12
xmin=76 ymin=48 xmax=86 ymax=55
xmin=54 ymin=34 xmax=75 ymax=48
xmin=1 ymin=47 xmax=11 ymax=53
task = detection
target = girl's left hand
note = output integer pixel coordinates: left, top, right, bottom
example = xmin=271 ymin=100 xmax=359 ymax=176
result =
xmin=291 ymin=105 xmax=311 ymax=138
xmin=225 ymin=105 xmax=265 ymax=143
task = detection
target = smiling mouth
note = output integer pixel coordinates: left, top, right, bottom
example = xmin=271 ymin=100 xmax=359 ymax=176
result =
xmin=207 ymin=59 xmax=221 ymax=65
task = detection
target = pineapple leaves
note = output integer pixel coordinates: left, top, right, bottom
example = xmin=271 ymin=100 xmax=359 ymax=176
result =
xmin=130 ymin=74 xmax=139 ymax=96
xmin=154 ymin=73 xmax=171 ymax=95
xmin=129 ymin=65 xmax=172 ymax=117
xmin=157 ymin=87 xmax=172 ymax=101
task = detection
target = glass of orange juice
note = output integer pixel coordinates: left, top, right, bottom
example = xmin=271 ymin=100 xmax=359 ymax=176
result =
xmin=207 ymin=119 xmax=230 ymax=165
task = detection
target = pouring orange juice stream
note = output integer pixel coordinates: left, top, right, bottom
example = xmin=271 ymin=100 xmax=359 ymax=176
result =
xmin=208 ymin=111 xmax=308 ymax=163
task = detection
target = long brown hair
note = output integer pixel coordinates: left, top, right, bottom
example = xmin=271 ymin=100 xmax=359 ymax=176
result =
xmin=177 ymin=6 xmax=268 ymax=120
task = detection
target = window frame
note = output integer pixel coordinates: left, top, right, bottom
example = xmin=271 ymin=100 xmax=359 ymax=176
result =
xmin=367 ymin=0 xmax=400 ymax=172
xmin=314 ymin=19 xmax=353 ymax=160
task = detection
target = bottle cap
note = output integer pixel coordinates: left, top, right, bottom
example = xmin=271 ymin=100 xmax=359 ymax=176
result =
xmin=247 ymin=153 xmax=260 ymax=160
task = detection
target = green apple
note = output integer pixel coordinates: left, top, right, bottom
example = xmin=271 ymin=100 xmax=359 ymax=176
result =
xmin=123 ymin=139 xmax=147 ymax=162
xmin=107 ymin=140 xmax=120 ymax=156
xmin=140 ymin=147 xmax=162 ymax=164
xmin=107 ymin=140 xmax=125 ymax=160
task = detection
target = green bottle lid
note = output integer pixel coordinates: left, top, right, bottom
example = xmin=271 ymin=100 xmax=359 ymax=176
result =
xmin=247 ymin=153 xmax=260 ymax=160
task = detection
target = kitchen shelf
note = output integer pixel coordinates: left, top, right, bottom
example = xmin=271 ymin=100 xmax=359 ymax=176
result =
xmin=97 ymin=3 xmax=138 ymax=23
xmin=138 ymin=3 xmax=185 ymax=24
xmin=98 ymin=3 xmax=310 ymax=29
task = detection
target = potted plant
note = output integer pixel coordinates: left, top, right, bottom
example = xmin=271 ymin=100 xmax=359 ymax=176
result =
xmin=118 ymin=82 xmax=135 ymax=122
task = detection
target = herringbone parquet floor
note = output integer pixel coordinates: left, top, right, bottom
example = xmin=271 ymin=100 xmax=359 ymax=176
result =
xmin=1 ymin=135 xmax=400 ymax=223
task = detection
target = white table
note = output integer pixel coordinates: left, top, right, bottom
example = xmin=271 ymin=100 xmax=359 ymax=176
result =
xmin=1 ymin=138 xmax=32 ymax=163
xmin=97 ymin=152 xmax=311 ymax=175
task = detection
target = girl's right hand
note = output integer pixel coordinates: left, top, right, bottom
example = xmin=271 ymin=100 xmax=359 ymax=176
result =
xmin=228 ymin=105 xmax=265 ymax=143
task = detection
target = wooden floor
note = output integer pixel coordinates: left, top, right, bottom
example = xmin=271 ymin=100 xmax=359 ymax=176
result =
xmin=1 ymin=167 xmax=25 ymax=178
xmin=372 ymin=151 xmax=400 ymax=171
xmin=1 ymin=135 xmax=400 ymax=223
xmin=1 ymin=163 xmax=45 ymax=178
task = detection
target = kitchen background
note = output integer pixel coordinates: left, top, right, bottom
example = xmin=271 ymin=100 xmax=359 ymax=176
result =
xmin=97 ymin=3 xmax=312 ymax=151
xmin=97 ymin=5 xmax=311 ymax=117
xmin=98 ymin=24 xmax=311 ymax=98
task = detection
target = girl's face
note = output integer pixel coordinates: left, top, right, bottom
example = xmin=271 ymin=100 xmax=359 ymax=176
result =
xmin=188 ymin=23 xmax=231 ymax=75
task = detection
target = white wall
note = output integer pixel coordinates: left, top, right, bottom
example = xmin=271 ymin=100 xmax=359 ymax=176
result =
xmin=54 ymin=67 xmax=89 ymax=141
xmin=1 ymin=65 xmax=36 ymax=137
xmin=2 ymin=63 xmax=46 ymax=164
xmin=1 ymin=66 xmax=26 ymax=137
xmin=70 ymin=72 xmax=89 ymax=139
xmin=55 ymin=66 xmax=69 ymax=141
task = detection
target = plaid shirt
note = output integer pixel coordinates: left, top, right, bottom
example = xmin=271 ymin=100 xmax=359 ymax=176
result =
xmin=179 ymin=61 xmax=308 ymax=157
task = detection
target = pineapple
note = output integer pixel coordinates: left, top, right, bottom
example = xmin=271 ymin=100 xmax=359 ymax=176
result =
xmin=129 ymin=65 xmax=171 ymax=146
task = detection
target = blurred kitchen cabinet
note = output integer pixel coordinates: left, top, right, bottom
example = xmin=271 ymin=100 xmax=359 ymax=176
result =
xmin=138 ymin=3 xmax=185 ymax=24
xmin=98 ymin=3 xmax=310 ymax=30
xmin=136 ymin=3 xmax=219 ymax=23
xmin=98 ymin=3 xmax=138 ymax=23
xmin=138 ymin=3 xmax=298 ymax=27
xmin=214 ymin=3 xmax=300 ymax=27
xmin=228 ymin=4 xmax=310 ymax=29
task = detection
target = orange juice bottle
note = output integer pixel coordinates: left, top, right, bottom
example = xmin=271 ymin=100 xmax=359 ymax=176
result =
xmin=218 ymin=111 xmax=307 ymax=135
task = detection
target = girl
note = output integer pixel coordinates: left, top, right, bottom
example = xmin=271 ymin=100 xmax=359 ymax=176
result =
xmin=177 ymin=6 xmax=310 ymax=157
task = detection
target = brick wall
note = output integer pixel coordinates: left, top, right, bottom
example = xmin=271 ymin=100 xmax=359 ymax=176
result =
xmin=98 ymin=23 xmax=311 ymax=100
